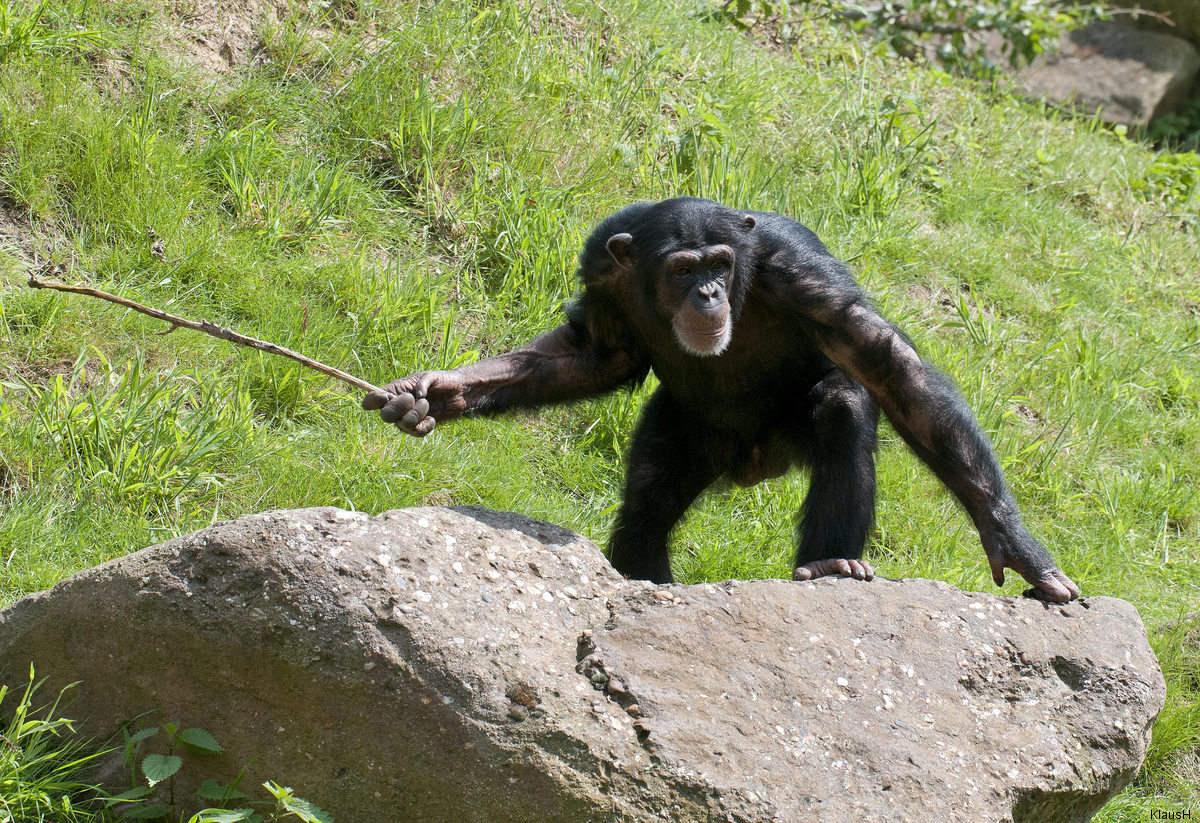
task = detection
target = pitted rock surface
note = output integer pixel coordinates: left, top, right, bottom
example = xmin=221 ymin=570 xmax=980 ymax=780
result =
xmin=0 ymin=507 xmax=1164 ymax=822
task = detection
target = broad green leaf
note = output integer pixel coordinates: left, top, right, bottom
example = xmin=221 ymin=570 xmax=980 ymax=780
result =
xmin=179 ymin=727 xmax=224 ymax=754
xmin=121 ymin=801 xmax=170 ymax=820
xmin=196 ymin=778 xmax=247 ymax=802
xmin=142 ymin=753 xmax=183 ymax=786
xmin=187 ymin=809 xmax=256 ymax=823
xmin=125 ymin=727 xmax=160 ymax=747
xmin=106 ymin=785 xmax=155 ymax=804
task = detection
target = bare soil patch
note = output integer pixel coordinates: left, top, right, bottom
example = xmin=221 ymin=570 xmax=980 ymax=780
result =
xmin=0 ymin=199 xmax=36 ymax=270
xmin=165 ymin=0 xmax=288 ymax=75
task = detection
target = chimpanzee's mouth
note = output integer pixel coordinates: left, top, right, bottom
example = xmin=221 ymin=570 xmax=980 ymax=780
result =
xmin=675 ymin=320 xmax=731 ymax=357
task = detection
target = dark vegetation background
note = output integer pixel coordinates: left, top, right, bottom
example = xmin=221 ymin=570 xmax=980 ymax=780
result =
xmin=0 ymin=0 xmax=1197 ymax=816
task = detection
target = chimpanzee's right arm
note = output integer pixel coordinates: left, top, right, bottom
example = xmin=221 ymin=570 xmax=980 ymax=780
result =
xmin=363 ymin=322 xmax=648 ymax=437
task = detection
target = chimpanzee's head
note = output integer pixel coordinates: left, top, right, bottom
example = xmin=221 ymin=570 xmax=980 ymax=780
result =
xmin=603 ymin=198 xmax=756 ymax=357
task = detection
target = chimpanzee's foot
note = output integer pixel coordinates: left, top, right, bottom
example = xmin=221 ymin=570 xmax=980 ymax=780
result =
xmin=792 ymin=558 xmax=875 ymax=581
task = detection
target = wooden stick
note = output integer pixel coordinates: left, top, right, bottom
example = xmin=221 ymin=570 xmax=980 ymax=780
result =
xmin=27 ymin=275 xmax=384 ymax=395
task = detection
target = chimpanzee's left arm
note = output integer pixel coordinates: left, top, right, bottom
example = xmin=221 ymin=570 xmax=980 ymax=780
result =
xmin=808 ymin=293 xmax=1080 ymax=602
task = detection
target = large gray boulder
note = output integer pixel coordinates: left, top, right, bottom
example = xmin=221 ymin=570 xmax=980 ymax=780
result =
xmin=1015 ymin=21 xmax=1200 ymax=125
xmin=0 ymin=507 xmax=1165 ymax=822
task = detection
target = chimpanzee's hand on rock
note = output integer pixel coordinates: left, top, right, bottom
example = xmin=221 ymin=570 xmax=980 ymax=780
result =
xmin=983 ymin=528 xmax=1081 ymax=603
xmin=362 ymin=371 xmax=468 ymax=437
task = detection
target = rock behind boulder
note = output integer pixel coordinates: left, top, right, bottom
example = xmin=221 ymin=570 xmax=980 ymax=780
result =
xmin=0 ymin=507 xmax=1165 ymax=822
xmin=1016 ymin=21 xmax=1200 ymax=126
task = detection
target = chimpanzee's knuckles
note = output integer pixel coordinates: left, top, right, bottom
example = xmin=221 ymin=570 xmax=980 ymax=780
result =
xmin=380 ymin=375 xmax=426 ymax=396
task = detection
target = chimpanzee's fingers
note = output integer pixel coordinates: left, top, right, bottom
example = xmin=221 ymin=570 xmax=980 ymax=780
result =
xmin=378 ymin=392 xmax=416 ymax=424
xmin=1057 ymin=570 xmax=1082 ymax=600
xmin=397 ymin=409 xmax=438 ymax=438
xmin=399 ymin=398 xmax=430 ymax=428
xmin=988 ymin=555 xmax=1006 ymax=587
xmin=1021 ymin=569 xmax=1081 ymax=603
xmin=362 ymin=388 xmax=392 ymax=411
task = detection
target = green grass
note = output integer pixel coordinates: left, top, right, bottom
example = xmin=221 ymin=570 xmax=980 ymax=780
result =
xmin=0 ymin=0 xmax=1197 ymax=817
xmin=0 ymin=668 xmax=109 ymax=822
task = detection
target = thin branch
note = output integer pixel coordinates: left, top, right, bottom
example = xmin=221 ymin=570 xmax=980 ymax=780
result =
xmin=1100 ymin=8 xmax=1173 ymax=26
xmin=27 ymin=275 xmax=383 ymax=395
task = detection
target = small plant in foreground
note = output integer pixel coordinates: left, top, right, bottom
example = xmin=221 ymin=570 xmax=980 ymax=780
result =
xmin=0 ymin=666 xmax=109 ymax=823
xmin=107 ymin=723 xmax=333 ymax=823
xmin=1133 ymin=151 xmax=1200 ymax=229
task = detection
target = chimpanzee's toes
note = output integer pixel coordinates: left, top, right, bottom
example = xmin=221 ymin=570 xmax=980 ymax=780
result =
xmin=792 ymin=558 xmax=875 ymax=582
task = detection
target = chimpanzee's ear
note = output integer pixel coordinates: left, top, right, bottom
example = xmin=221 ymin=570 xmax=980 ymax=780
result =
xmin=742 ymin=215 xmax=756 ymax=230
xmin=606 ymin=233 xmax=634 ymax=269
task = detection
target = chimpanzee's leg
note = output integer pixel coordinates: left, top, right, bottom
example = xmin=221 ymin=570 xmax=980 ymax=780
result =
xmin=792 ymin=370 xmax=880 ymax=581
xmin=609 ymin=388 xmax=722 ymax=583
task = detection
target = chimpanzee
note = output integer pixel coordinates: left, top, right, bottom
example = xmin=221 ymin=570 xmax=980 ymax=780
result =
xmin=364 ymin=197 xmax=1080 ymax=603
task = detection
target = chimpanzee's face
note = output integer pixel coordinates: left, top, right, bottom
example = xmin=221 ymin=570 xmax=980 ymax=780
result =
xmin=657 ymin=243 xmax=734 ymax=356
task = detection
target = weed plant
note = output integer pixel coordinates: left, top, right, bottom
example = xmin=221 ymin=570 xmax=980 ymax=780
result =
xmin=0 ymin=667 xmax=331 ymax=822
xmin=0 ymin=668 xmax=108 ymax=822
xmin=0 ymin=0 xmax=1197 ymax=817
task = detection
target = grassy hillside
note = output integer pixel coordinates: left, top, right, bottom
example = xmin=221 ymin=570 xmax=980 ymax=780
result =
xmin=0 ymin=0 xmax=1197 ymax=815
